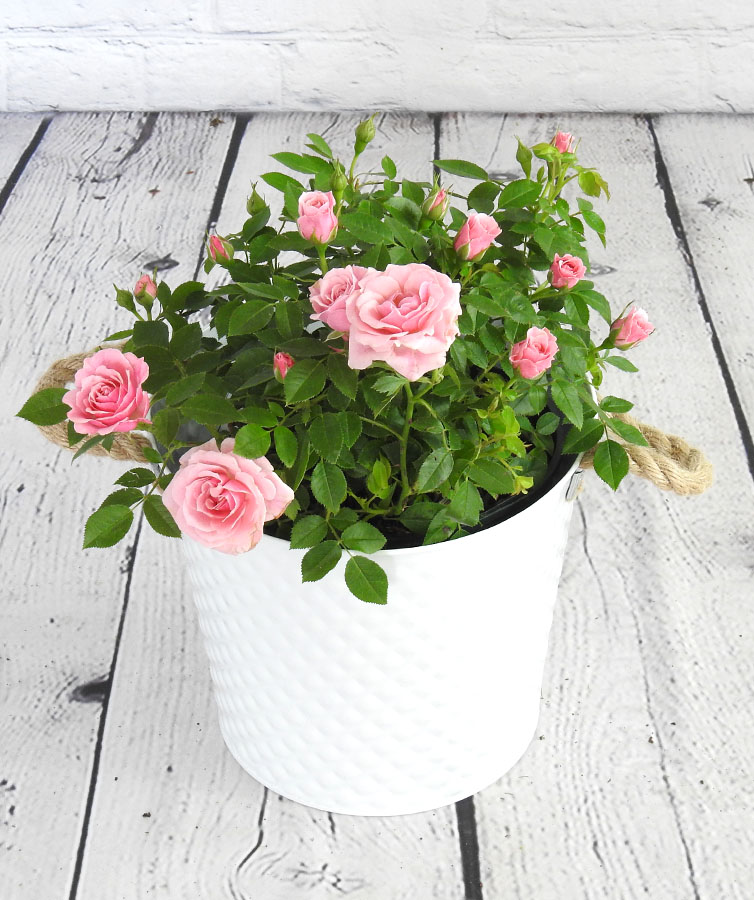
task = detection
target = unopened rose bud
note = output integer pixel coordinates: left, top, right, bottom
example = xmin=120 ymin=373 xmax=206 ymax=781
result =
xmin=552 ymin=131 xmax=574 ymax=154
xmin=134 ymin=274 xmax=157 ymax=301
xmin=273 ymin=352 xmax=295 ymax=380
xmin=354 ymin=114 xmax=377 ymax=154
xmin=454 ymin=213 xmax=501 ymax=261
xmin=246 ymin=185 xmax=266 ymax=216
xmin=297 ymin=191 xmax=338 ymax=245
xmin=330 ymin=165 xmax=348 ymax=204
xmin=422 ymin=186 xmax=449 ymax=221
xmin=610 ymin=306 xmax=654 ymax=350
xmin=208 ymin=234 xmax=233 ymax=262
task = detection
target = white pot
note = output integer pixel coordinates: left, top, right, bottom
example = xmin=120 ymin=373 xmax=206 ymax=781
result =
xmin=182 ymin=456 xmax=583 ymax=816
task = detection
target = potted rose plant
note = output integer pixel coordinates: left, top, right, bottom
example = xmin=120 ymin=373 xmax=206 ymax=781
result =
xmin=17 ymin=119 xmax=711 ymax=815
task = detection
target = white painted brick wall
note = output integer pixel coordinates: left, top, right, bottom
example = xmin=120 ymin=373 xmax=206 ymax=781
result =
xmin=1 ymin=0 xmax=752 ymax=112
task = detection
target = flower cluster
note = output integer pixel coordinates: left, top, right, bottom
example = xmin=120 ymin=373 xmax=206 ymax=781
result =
xmin=19 ymin=118 xmax=654 ymax=604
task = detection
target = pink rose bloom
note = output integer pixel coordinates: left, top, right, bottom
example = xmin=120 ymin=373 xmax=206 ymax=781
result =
xmin=63 ymin=348 xmax=150 ymax=436
xmin=346 ymin=263 xmax=462 ymax=381
xmin=273 ymin=351 xmax=295 ymax=380
xmin=297 ymin=190 xmax=338 ymax=244
xmin=611 ymin=306 xmax=654 ymax=349
xmin=552 ymin=131 xmax=574 ymax=153
xmin=163 ymin=438 xmax=294 ymax=555
xmin=550 ymin=253 xmax=586 ymax=289
xmin=509 ymin=327 xmax=559 ymax=379
xmin=134 ymin=274 xmax=157 ymax=299
xmin=454 ymin=213 xmax=501 ymax=261
xmin=208 ymin=234 xmax=233 ymax=262
xmin=309 ymin=264 xmax=373 ymax=333
xmin=422 ymin=187 xmax=449 ymax=220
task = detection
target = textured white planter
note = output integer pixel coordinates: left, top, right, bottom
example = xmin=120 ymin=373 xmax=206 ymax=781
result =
xmin=182 ymin=456 xmax=582 ymax=816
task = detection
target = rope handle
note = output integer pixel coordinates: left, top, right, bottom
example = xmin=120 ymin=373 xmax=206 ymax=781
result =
xmin=33 ymin=350 xmax=714 ymax=494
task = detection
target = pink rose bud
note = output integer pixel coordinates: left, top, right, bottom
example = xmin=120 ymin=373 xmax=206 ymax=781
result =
xmin=63 ymin=348 xmax=151 ymax=436
xmin=273 ymin=352 xmax=295 ymax=380
xmin=610 ymin=306 xmax=654 ymax=349
xmin=346 ymin=263 xmax=462 ymax=381
xmin=309 ymin=264 xmax=374 ymax=333
xmin=453 ymin=213 xmax=502 ymax=261
xmin=208 ymin=234 xmax=233 ymax=262
xmin=134 ymin=274 xmax=157 ymax=300
xmin=163 ymin=438 xmax=294 ymax=554
xmin=552 ymin=131 xmax=574 ymax=153
xmin=509 ymin=326 xmax=559 ymax=379
xmin=550 ymin=253 xmax=586 ymax=289
xmin=422 ymin=187 xmax=449 ymax=221
xmin=297 ymin=190 xmax=338 ymax=244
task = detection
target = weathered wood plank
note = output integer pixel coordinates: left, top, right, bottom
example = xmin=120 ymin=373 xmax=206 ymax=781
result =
xmin=0 ymin=112 xmax=233 ymax=900
xmin=75 ymin=112 xmax=466 ymax=900
xmin=0 ymin=114 xmax=47 ymax=194
xmin=440 ymin=113 xmax=754 ymax=898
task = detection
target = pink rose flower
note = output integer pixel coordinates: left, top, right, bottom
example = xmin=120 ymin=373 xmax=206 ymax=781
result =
xmin=552 ymin=131 xmax=574 ymax=153
xmin=208 ymin=234 xmax=233 ymax=262
xmin=611 ymin=306 xmax=654 ymax=349
xmin=163 ymin=438 xmax=294 ymax=555
xmin=63 ymin=348 xmax=151 ymax=436
xmin=297 ymin=190 xmax=338 ymax=244
xmin=309 ymin=265 xmax=373 ymax=333
xmin=346 ymin=263 xmax=462 ymax=381
xmin=550 ymin=253 xmax=586 ymax=289
xmin=509 ymin=327 xmax=559 ymax=379
xmin=273 ymin=352 xmax=295 ymax=380
xmin=454 ymin=213 xmax=501 ymax=261
xmin=422 ymin=187 xmax=449 ymax=221
xmin=134 ymin=274 xmax=157 ymax=300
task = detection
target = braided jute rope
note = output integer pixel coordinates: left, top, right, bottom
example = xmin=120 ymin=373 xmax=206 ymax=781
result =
xmin=580 ymin=410 xmax=713 ymax=495
xmin=34 ymin=348 xmax=150 ymax=462
xmin=34 ymin=350 xmax=713 ymax=494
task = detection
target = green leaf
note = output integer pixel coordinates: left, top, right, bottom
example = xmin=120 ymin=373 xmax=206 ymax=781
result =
xmin=516 ymin=138 xmax=532 ymax=178
xmin=16 ymin=388 xmax=69 ymax=426
xmin=309 ymin=413 xmax=343 ymax=462
xmin=466 ymin=180 xmax=500 ymax=214
xmin=306 ymin=132 xmax=333 ymax=158
xmin=372 ymin=374 xmax=406 ymax=395
xmin=261 ymin=170 xmax=305 ymax=194
xmin=434 ymin=158 xmax=488 ymax=180
xmin=562 ymin=418 xmax=604 ymax=454
xmin=164 ymin=280 xmax=206 ymax=312
xmin=340 ymin=212 xmax=393 ymax=244
xmin=608 ymin=418 xmax=649 ymax=447
xmin=181 ymin=393 xmax=239 ymax=426
xmin=448 ymin=480 xmax=483 ymax=526
xmin=83 ymin=504 xmax=134 ymax=549
xmin=344 ymin=556 xmax=388 ymax=604
xmin=116 ymin=467 xmax=155 ymax=488
xmin=143 ymin=494 xmax=181 ymax=537
xmin=102 ymin=328 xmax=133 ymax=342
xmin=465 ymin=291 xmax=505 ymax=317
xmin=235 ymin=423 xmax=271 ymax=458
xmin=290 ymin=515 xmax=329 ymax=549
xmin=67 ymin=421 xmax=84 ymax=446
xmin=311 ymin=460 xmax=347 ymax=513
xmin=72 ymin=434 xmax=105 ymax=461
xmin=101 ymin=487 xmax=143 ymax=507
xmin=415 ymin=449 xmax=453 ymax=493
xmin=151 ymin=407 xmax=181 ymax=448
xmin=274 ymin=425 xmax=298 ymax=467
xmin=338 ymin=411 xmax=362 ymax=448
xmin=551 ymin=381 xmax=584 ymax=429
xmin=239 ymin=405 xmax=278 ymax=427
xmin=381 ymin=155 xmax=397 ymax=178
xmin=271 ymin=151 xmax=330 ymax=176
xmin=341 ymin=521 xmax=386 ymax=553
xmin=301 ymin=541 xmax=342 ymax=582
xmin=386 ymin=196 xmax=422 ymax=228
xmin=600 ymin=395 xmax=633 ymax=414
xmin=165 ymin=373 xmax=204 ymax=405
xmin=237 ymin=281 xmax=285 ymax=300
xmin=367 ymin=457 xmax=391 ymax=499
xmin=577 ymin=289 xmax=612 ymax=323
xmin=228 ymin=300 xmax=275 ymax=336
xmin=327 ymin=351 xmax=358 ymax=399
xmin=592 ymin=439 xmax=629 ymax=490
xmin=284 ymin=359 xmax=326 ymax=404
xmin=275 ymin=301 xmax=304 ymax=341
xmin=132 ymin=320 xmax=169 ymax=349
xmin=469 ymin=459 xmax=515 ymax=495
xmin=605 ymin=355 xmax=639 ymax=373
xmin=141 ymin=446 xmax=162 ymax=465
xmin=498 ymin=179 xmax=541 ymax=208
xmin=582 ymin=208 xmax=606 ymax=235
xmin=537 ymin=411 xmax=561 ymax=435
xmin=169 ymin=322 xmax=202 ymax=359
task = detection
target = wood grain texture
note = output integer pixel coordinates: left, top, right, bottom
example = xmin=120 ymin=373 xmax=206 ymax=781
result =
xmin=0 ymin=114 xmax=46 ymax=192
xmin=0 ymin=112 xmax=233 ymax=900
xmin=74 ymin=112 xmax=465 ymax=900
xmin=440 ymin=113 xmax=754 ymax=899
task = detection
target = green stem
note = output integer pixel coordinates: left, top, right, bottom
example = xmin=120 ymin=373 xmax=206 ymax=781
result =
xmin=316 ymin=244 xmax=329 ymax=274
xmin=348 ymin=151 xmax=362 ymax=187
xmin=395 ymin=383 xmax=415 ymax=512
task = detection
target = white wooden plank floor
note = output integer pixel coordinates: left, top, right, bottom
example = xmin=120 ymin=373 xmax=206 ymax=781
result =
xmin=1 ymin=112 xmax=752 ymax=900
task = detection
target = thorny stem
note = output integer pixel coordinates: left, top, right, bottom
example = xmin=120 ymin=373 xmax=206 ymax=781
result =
xmin=395 ymin=382 xmax=415 ymax=512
